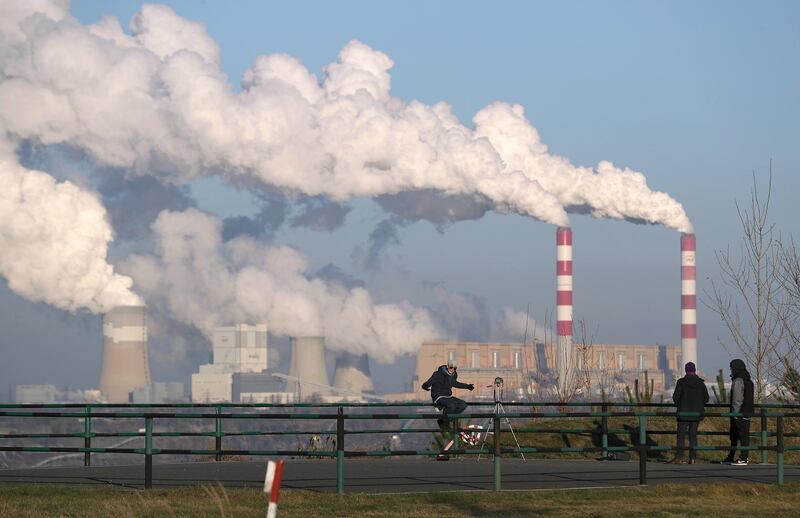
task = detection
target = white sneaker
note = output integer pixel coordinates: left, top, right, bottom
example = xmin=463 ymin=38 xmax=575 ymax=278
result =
xmin=732 ymin=459 xmax=749 ymax=466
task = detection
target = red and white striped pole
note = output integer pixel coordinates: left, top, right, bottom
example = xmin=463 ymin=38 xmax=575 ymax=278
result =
xmin=556 ymin=227 xmax=574 ymax=392
xmin=680 ymin=233 xmax=697 ymax=368
xmin=264 ymin=460 xmax=285 ymax=518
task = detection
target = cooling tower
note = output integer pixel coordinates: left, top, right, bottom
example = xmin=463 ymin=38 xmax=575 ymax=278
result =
xmin=681 ymin=233 xmax=698 ymax=367
xmin=556 ymin=227 xmax=574 ymax=392
xmin=99 ymin=305 xmax=151 ymax=403
xmin=288 ymin=336 xmax=330 ymax=400
xmin=332 ymin=352 xmax=375 ymax=396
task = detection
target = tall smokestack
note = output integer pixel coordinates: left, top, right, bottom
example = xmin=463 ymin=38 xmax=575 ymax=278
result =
xmin=99 ymin=305 xmax=150 ymax=403
xmin=681 ymin=233 xmax=697 ymax=368
xmin=289 ymin=336 xmax=330 ymax=400
xmin=333 ymin=352 xmax=375 ymax=397
xmin=556 ymin=227 xmax=573 ymax=392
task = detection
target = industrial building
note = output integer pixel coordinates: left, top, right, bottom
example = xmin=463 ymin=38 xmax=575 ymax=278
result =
xmin=131 ymin=382 xmax=186 ymax=403
xmin=233 ymin=372 xmax=293 ymax=404
xmin=14 ymin=385 xmax=104 ymax=404
xmin=14 ymin=384 xmax=58 ymax=404
xmin=191 ymin=323 xmax=269 ymax=403
xmin=410 ymin=340 xmax=683 ymax=401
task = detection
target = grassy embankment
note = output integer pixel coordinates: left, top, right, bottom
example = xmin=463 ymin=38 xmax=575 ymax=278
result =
xmin=2 ymin=483 xmax=800 ymax=517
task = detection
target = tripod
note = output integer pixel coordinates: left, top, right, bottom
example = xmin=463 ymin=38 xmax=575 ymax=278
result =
xmin=477 ymin=377 xmax=526 ymax=461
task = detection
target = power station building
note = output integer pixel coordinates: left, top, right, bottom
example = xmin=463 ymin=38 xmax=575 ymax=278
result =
xmin=410 ymin=340 xmax=683 ymax=401
xmin=191 ymin=324 xmax=269 ymax=403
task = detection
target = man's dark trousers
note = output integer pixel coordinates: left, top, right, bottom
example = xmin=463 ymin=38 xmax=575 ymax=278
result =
xmin=435 ymin=396 xmax=467 ymax=428
xmin=676 ymin=421 xmax=699 ymax=460
xmin=728 ymin=417 xmax=751 ymax=461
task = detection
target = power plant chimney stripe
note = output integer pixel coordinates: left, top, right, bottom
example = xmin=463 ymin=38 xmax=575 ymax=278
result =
xmin=681 ymin=266 xmax=696 ymax=280
xmin=681 ymin=295 xmax=697 ymax=309
xmin=557 ymin=321 xmax=573 ymax=335
xmin=556 ymin=291 xmax=573 ymax=305
xmin=681 ymin=324 xmax=697 ymax=339
xmin=557 ymin=228 xmax=573 ymax=246
xmin=557 ymin=261 xmax=573 ymax=275
xmin=557 ymin=281 xmax=573 ymax=291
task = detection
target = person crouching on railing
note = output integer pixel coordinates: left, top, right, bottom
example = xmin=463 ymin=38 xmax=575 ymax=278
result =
xmin=669 ymin=361 xmax=709 ymax=465
xmin=421 ymin=359 xmax=474 ymax=430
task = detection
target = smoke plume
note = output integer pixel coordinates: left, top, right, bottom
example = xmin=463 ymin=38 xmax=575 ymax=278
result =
xmin=0 ymin=2 xmax=695 ymax=226
xmin=0 ymin=2 xmax=694 ymax=344
xmin=121 ymin=208 xmax=440 ymax=362
xmin=0 ymin=136 xmax=140 ymax=312
xmin=0 ymin=3 xmax=692 ymax=233
xmin=427 ymin=283 xmax=548 ymax=343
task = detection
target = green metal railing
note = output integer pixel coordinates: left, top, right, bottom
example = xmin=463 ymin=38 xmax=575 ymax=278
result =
xmin=1 ymin=401 xmax=798 ymax=492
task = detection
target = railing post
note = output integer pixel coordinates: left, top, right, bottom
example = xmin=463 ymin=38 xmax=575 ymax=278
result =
xmin=638 ymin=414 xmax=647 ymax=485
xmin=601 ymin=403 xmax=608 ymax=460
xmin=453 ymin=417 xmax=460 ymax=454
xmin=84 ymin=406 xmax=91 ymax=467
xmin=145 ymin=415 xmax=153 ymax=489
xmin=337 ymin=406 xmax=345 ymax=495
xmin=777 ymin=415 xmax=784 ymax=486
xmin=761 ymin=406 xmax=768 ymax=465
xmin=493 ymin=414 xmax=501 ymax=491
xmin=215 ymin=405 xmax=222 ymax=462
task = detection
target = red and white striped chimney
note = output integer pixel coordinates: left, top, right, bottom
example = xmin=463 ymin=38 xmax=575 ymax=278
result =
xmin=556 ymin=227 xmax=573 ymax=391
xmin=680 ymin=233 xmax=697 ymax=368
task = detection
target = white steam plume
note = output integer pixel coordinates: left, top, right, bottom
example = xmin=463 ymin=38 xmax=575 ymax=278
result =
xmin=121 ymin=208 xmax=440 ymax=362
xmin=0 ymin=135 xmax=141 ymax=312
xmin=0 ymin=2 xmax=692 ymax=231
xmin=0 ymin=3 xmax=694 ymax=233
xmin=428 ymin=283 xmax=548 ymax=343
xmin=0 ymin=1 xmax=694 ymax=334
xmin=474 ymin=103 xmax=693 ymax=232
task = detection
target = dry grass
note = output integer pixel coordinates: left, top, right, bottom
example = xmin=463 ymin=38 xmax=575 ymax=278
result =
xmin=2 ymin=483 xmax=800 ymax=517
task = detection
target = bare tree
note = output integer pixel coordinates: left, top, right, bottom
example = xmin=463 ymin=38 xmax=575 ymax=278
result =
xmin=777 ymin=238 xmax=800 ymax=374
xmin=705 ymin=165 xmax=787 ymax=401
xmin=572 ymin=318 xmax=595 ymax=398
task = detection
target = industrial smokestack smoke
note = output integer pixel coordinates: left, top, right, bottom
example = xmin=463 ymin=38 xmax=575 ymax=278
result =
xmin=681 ymin=234 xmax=697 ymax=367
xmin=99 ymin=305 xmax=151 ymax=403
xmin=0 ymin=4 xmax=697 ymax=369
xmin=556 ymin=227 xmax=573 ymax=391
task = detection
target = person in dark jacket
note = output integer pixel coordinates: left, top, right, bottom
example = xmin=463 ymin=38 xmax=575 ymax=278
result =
xmin=421 ymin=359 xmax=474 ymax=429
xmin=669 ymin=362 xmax=709 ymax=464
xmin=723 ymin=358 xmax=755 ymax=465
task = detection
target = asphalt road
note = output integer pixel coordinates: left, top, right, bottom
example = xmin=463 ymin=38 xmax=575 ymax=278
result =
xmin=0 ymin=458 xmax=796 ymax=493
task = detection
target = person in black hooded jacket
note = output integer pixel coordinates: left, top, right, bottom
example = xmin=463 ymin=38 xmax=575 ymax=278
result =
xmin=723 ymin=358 xmax=755 ymax=465
xmin=669 ymin=362 xmax=709 ymax=464
xmin=421 ymin=359 xmax=474 ymax=428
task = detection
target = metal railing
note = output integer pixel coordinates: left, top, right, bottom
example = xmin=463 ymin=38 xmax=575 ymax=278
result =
xmin=1 ymin=401 xmax=798 ymax=492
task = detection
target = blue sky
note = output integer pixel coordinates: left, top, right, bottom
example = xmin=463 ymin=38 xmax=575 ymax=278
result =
xmin=1 ymin=0 xmax=798 ymax=396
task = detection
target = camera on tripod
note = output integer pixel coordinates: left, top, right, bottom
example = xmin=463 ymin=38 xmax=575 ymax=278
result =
xmin=493 ymin=376 xmax=504 ymax=403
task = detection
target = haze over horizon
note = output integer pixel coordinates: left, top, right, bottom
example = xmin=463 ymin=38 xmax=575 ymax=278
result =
xmin=0 ymin=0 xmax=798 ymax=397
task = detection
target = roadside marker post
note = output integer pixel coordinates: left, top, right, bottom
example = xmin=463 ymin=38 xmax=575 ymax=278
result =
xmin=264 ymin=460 xmax=286 ymax=518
